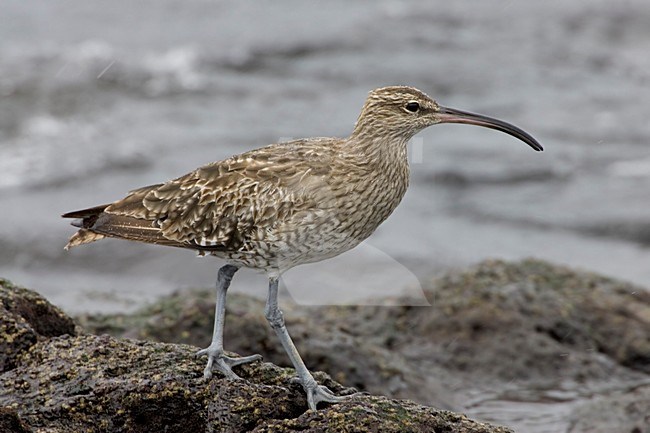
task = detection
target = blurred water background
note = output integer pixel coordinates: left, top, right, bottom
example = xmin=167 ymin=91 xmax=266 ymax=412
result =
xmin=1 ymin=0 xmax=650 ymax=314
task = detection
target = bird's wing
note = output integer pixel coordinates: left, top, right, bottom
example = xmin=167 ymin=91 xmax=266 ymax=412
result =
xmin=101 ymin=141 xmax=337 ymax=251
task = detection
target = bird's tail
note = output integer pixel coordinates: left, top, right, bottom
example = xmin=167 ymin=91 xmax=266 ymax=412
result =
xmin=64 ymin=229 xmax=107 ymax=250
xmin=62 ymin=205 xmax=109 ymax=249
xmin=62 ymin=197 xmax=183 ymax=249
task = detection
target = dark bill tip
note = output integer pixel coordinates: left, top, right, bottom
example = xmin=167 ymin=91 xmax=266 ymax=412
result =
xmin=437 ymin=106 xmax=543 ymax=152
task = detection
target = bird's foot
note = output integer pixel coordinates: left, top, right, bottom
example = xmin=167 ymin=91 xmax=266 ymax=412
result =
xmin=196 ymin=345 xmax=262 ymax=380
xmin=291 ymin=377 xmax=356 ymax=411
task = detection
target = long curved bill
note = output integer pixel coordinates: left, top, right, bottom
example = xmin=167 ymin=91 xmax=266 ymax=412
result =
xmin=437 ymin=106 xmax=543 ymax=151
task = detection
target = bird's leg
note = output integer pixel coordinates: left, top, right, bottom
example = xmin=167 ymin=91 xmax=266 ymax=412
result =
xmin=264 ymin=277 xmax=350 ymax=411
xmin=196 ymin=264 xmax=262 ymax=379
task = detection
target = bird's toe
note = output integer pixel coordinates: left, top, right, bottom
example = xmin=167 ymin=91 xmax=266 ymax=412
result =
xmin=306 ymin=384 xmax=353 ymax=411
xmin=196 ymin=345 xmax=262 ymax=380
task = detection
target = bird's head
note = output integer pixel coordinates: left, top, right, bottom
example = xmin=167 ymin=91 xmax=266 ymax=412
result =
xmin=353 ymin=86 xmax=543 ymax=151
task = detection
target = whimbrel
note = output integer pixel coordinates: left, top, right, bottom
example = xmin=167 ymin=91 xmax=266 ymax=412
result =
xmin=63 ymin=86 xmax=543 ymax=410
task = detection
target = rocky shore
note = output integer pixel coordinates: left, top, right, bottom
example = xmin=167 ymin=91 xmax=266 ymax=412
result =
xmin=1 ymin=259 xmax=649 ymax=432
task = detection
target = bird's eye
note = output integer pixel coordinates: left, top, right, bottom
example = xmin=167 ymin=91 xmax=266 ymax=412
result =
xmin=405 ymin=101 xmax=420 ymax=113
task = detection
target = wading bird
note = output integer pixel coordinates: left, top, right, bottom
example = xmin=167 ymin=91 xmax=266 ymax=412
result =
xmin=63 ymin=86 xmax=543 ymax=410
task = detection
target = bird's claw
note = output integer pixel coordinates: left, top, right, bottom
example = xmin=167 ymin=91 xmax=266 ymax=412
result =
xmin=293 ymin=378 xmax=356 ymax=411
xmin=196 ymin=345 xmax=262 ymax=380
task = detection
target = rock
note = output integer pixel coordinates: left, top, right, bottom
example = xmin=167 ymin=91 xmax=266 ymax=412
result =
xmin=412 ymin=258 xmax=650 ymax=378
xmin=0 ymin=336 xmax=509 ymax=433
xmin=5 ymin=259 xmax=649 ymax=432
xmin=77 ymin=259 xmax=650 ymax=432
xmin=0 ymin=278 xmax=511 ymax=433
xmin=0 ymin=407 xmax=31 ymax=433
xmin=0 ymin=278 xmax=77 ymax=373
xmin=254 ymin=399 xmax=508 ymax=433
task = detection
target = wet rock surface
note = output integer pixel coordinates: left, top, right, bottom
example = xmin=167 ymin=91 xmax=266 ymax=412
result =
xmin=2 ymin=259 xmax=649 ymax=432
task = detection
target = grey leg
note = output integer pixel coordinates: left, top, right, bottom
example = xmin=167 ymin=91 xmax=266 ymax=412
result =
xmin=196 ymin=264 xmax=262 ymax=379
xmin=264 ymin=277 xmax=350 ymax=410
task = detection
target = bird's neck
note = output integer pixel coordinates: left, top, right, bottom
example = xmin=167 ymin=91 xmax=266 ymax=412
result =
xmin=341 ymin=125 xmax=412 ymax=238
xmin=348 ymin=124 xmax=412 ymax=169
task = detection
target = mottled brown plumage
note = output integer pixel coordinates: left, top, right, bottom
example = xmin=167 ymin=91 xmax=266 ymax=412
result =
xmin=63 ymin=86 xmax=542 ymax=410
